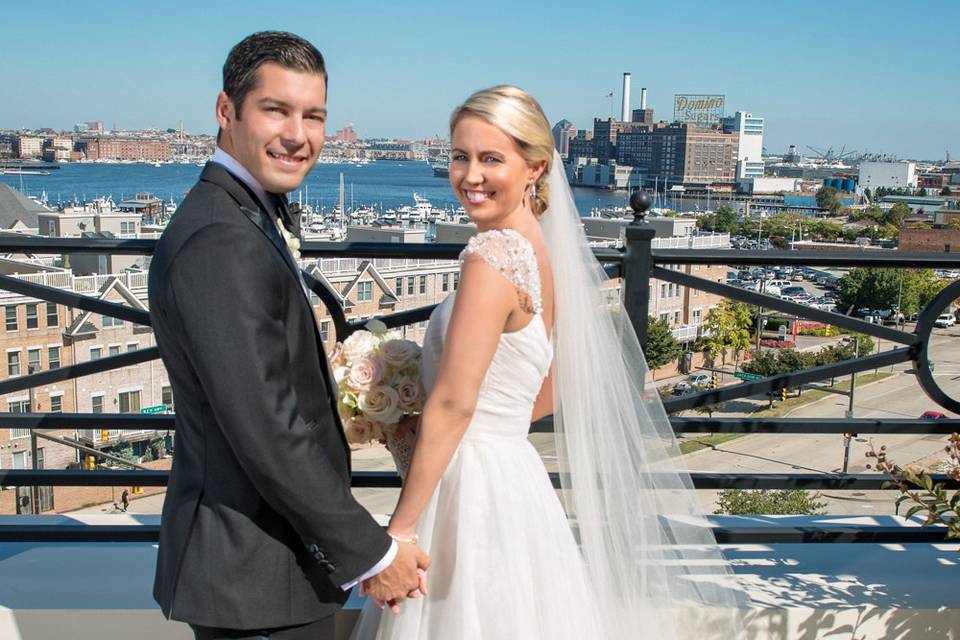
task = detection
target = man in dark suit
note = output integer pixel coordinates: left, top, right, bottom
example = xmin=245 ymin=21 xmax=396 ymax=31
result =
xmin=149 ymin=32 xmax=428 ymax=640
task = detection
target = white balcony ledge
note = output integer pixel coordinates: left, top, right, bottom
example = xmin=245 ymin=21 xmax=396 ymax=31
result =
xmin=0 ymin=514 xmax=957 ymax=640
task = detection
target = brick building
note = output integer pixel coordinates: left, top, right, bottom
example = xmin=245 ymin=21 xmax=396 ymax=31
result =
xmin=78 ymin=138 xmax=171 ymax=162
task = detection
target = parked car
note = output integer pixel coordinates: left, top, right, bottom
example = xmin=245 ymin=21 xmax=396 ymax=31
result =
xmin=934 ymin=313 xmax=956 ymax=328
xmin=782 ymin=286 xmax=806 ymax=297
xmin=686 ymin=373 xmax=711 ymax=387
xmin=920 ymin=411 xmax=947 ymax=420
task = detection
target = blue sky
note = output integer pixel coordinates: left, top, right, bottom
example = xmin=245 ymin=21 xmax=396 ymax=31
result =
xmin=3 ymin=0 xmax=957 ymax=160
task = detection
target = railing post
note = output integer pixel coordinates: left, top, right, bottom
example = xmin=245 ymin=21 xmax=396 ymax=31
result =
xmin=623 ymin=191 xmax=655 ymax=349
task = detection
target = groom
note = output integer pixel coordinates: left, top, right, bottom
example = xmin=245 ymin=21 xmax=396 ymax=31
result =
xmin=150 ymin=32 xmax=428 ymax=639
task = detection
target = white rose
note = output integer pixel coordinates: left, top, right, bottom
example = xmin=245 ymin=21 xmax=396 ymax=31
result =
xmin=347 ymin=356 xmax=385 ymax=391
xmin=358 ymin=385 xmax=402 ymax=426
xmin=379 ymin=339 xmax=421 ymax=369
xmin=395 ymin=376 xmax=423 ymax=412
xmin=342 ymin=330 xmax=379 ymax=365
xmin=345 ymin=416 xmax=376 ymax=444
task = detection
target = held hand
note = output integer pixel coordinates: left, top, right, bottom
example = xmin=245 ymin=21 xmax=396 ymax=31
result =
xmin=361 ymin=542 xmax=430 ymax=614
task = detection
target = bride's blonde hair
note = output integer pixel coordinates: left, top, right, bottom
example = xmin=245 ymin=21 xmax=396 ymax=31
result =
xmin=450 ymin=85 xmax=555 ymax=218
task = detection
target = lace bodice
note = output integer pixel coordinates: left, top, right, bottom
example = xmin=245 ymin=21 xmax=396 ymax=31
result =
xmin=460 ymin=229 xmax=542 ymax=314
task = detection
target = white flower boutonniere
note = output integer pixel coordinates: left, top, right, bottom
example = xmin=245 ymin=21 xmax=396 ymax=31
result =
xmin=275 ymin=218 xmax=301 ymax=261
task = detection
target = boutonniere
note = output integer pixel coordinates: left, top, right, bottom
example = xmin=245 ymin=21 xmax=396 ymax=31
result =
xmin=275 ymin=218 xmax=301 ymax=261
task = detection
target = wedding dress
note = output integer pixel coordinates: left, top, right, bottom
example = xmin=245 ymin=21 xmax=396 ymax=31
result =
xmin=351 ymin=228 xmax=605 ymax=639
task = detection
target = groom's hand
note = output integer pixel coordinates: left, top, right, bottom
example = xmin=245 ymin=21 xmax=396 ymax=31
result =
xmin=362 ymin=542 xmax=430 ymax=614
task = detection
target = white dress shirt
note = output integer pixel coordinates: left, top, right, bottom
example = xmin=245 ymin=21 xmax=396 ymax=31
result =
xmin=211 ymin=147 xmax=398 ymax=590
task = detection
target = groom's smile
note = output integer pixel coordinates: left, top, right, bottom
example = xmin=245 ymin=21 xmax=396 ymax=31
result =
xmin=216 ymin=61 xmax=327 ymax=194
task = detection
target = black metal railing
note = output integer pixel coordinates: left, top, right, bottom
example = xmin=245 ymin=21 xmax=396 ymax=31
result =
xmin=1 ymin=199 xmax=959 ymax=544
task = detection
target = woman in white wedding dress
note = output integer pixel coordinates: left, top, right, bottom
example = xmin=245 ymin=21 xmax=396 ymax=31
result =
xmin=352 ymin=86 xmax=744 ymax=639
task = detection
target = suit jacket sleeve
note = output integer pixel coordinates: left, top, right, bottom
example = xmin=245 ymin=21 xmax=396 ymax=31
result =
xmin=164 ymin=223 xmax=391 ymax=586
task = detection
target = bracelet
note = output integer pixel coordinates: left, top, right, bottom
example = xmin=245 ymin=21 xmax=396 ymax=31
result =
xmin=388 ymin=533 xmax=418 ymax=545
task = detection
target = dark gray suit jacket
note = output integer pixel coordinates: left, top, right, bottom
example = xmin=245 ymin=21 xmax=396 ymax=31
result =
xmin=149 ymin=163 xmax=390 ymax=629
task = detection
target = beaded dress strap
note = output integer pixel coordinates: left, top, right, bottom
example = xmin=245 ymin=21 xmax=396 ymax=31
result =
xmin=459 ymin=229 xmax=542 ymax=314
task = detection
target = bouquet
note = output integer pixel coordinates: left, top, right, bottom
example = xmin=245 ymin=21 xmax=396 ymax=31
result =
xmin=331 ymin=319 xmax=424 ymax=467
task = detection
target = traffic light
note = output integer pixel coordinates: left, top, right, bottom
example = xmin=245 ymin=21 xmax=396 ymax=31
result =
xmin=101 ymin=429 xmax=110 ymax=443
xmin=711 ymin=375 xmax=719 ymax=389
xmin=780 ymin=387 xmax=788 ymax=401
xmin=132 ymin=486 xmax=144 ymax=495
xmin=85 ymin=455 xmax=96 ymax=471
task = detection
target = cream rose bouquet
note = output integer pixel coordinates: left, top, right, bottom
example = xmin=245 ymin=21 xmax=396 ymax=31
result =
xmin=331 ymin=319 xmax=425 ymax=452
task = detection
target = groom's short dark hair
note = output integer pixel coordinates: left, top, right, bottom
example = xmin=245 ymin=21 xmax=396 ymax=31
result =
xmin=221 ymin=31 xmax=327 ymax=121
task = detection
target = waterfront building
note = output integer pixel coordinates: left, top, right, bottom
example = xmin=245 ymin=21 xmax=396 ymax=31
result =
xmin=721 ymin=111 xmax=765 ymax=180
xmin=345 ymin=226 xmax=426 ymax=243
xmin=77 ymin=138 xmax=171 ymax=162
xmin=15 ymin=136 xmax=43 ymax=159
xmin=567 ymin=130 xmax=595 ymax=161
xmin=857 ymin=161 xmax=917 ymax=195
xmin=617 ymin=123 xmax=739 ymax=189
xmin=552 ymin=119 xmax=577 ymax=158
xmin=334 ymin=126 xmax=358 ymax=143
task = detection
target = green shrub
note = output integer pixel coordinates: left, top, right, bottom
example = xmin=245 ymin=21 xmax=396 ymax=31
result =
xmin=714 ymin=489 xmax=827 ymax=515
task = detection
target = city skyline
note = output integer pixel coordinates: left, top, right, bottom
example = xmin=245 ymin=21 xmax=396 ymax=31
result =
xmin=3 ymin=0 xmax=958 ymax=160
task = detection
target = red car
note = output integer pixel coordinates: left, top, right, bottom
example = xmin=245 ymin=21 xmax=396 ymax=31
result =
xmin=919 ymin=411 xmax=947 ymax=420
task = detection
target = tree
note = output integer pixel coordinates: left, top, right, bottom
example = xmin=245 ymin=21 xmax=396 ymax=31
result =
xmin=884 ymin=202 xmax=911 ymax=227
xmin=941 ymin=186 xmax=952 ymax=196
xmin=714 ymin=206 xmax=739 ymax=234
xmin=816 ymin=186 xmax=842 ymax=216
xmin=701 ymin=301 xmax=752 ymax=368
xmin=690 ymin=386 xmax=726 ymax=418
xmin=645 ymin=317 xmax=682 ymax=375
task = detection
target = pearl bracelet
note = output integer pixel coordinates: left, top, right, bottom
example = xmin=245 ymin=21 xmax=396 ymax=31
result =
xmin=389 ymin=533 xmax=418 ymax=545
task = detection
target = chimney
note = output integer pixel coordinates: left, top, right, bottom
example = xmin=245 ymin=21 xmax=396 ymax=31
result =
xmin=640 ymin=87 xmax=647 ymax=110
xmin=621 ymin=73 xmax=631 ymax=122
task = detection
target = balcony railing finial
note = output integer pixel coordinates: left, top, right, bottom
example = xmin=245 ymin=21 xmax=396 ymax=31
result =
xmin=629 ymin=190 xmax=652 ymax=224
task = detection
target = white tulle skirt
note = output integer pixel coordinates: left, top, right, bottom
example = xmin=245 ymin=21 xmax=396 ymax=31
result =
xmin=350 ymin=434 xmax=605 ymax=639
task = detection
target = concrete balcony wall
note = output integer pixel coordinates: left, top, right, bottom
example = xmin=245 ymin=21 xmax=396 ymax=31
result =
xmin=1 ymin=514 xmax=957 ymax=640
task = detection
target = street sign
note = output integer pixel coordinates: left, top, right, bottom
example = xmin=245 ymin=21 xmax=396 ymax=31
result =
xmin=140 ymin=405 xmax=167 ymax=414
xmin=734 ymin=371 xmax=763 ymax=381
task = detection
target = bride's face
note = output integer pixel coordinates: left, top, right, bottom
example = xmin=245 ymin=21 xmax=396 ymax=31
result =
xmin=449 ymin=115 xmax=537 ymax=228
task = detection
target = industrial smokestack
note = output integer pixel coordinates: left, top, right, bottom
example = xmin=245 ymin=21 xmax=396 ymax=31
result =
xmin=640 ymin=87 xmax=647 ymax=110
xmin=621 ymin=73 xmax=631 ymax=122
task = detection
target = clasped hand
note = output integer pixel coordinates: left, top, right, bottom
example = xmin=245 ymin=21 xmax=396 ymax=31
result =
xmin=360 ymin=541 xmax=430 ymax=614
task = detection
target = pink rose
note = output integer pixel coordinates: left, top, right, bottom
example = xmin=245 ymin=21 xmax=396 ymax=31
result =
xmin=379 ymin=339 xmax=420 ymax=369
xmin=396 ymin=377 xmax=423 ymax=412
xmin=347 ymin=356 xmax=385 ymax=391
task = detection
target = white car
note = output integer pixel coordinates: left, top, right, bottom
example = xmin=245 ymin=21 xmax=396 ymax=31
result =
xmin=934 ymin=313 xmax=956 ymax=328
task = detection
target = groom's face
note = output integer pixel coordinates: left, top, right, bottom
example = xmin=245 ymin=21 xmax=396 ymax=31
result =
xmin=216 ymin=62 xmax=327 ymax=194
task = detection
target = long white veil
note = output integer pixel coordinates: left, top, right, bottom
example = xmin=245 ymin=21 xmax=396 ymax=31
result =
xmin=541 ymin=151 xmax=746 ymax=638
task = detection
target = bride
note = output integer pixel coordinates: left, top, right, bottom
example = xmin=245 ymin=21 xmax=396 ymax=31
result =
xmin=353 ymin=86 xmax=744 ymax=639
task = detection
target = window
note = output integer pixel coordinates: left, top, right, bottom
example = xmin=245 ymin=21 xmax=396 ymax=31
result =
xmin=91 ymin=395 xmax=104 ymax=413
xmin=119 ymin=390 xmax=141 ymax=413
xmin=419 ymin=275 xmax=426 ymax=294
xmin=46 ymin=303 xmax=58 ymax=327
xmin=5 ymin=306 xmax=17 ymax=331
xmin=659 ymin=312 xmax=669 ymax=323
xmin=395 ymin=277 xmax=402 ymax=297
xmin=27 ymin=349 xmax=40 ymax=373
xmin=9 ymin=399 xmax=30 ymax=438
xmin=103 ymin=315 xmax=123 ymax=328
xmin=693 ymin=287 xmax=700 ymax=297
xmin=25 ymin=304 xmax=38 ymax=329
xmin=90 ymin=347 xmax=102 ymax=360
xmin=660 ymin=284 xmax=667 ymax=298
xmin=11 ymin=451 xmax=28 ymax=468
xmin=674 ymin=311 xmax=681 ymax=324
xmin=7 ymin=351 xmax=20 ymax=376
xmin=693 ymin=309 xmax=702 ymax=323
xmin=161 ymin=385 xmax=174 ymax=411
xmin=357 ymin=281 xmax=373 ymax=302
xmin=453 ymin=273 xmax=460 ymax=289
xmin=48 ymin=346 xmax=60 ymax=369
xmin=407 ymin=276 xmax=415 ymax=296
xmin=442 ymin=273 xmax=449 ymax=292
xmin=127 ymin=342 xmax=139 ymax=352
xmin=108 ymin=345 xmax=120 ymax=357
xmin=121 ymin=220 xmax=136 ymax=235
xmin=50 ymin=395 xmax=62 ymax=413
xmin=320 ymin=321 xmax=329 ymax=342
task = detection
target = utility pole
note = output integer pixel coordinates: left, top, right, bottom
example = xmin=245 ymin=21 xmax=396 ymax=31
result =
xmin=842 ymin=337 xmax=859 ymax=474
